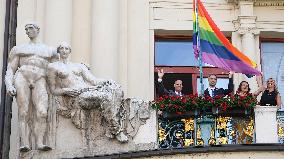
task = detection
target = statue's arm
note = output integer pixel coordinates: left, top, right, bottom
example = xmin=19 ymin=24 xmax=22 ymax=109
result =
xmin=5 ymin=48 xmax=19 ymax=96
xmin=80 ymin=64 xmax=106 ymax=85
xmin=50 ymin=48 xmax=59 ymax=62
xmin=47 ymin=65 xmax=64 ymax=96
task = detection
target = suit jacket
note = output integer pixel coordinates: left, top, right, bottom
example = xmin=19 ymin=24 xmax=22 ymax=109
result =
xmin=204 ymin=78 xmax=234 ymax=97
xmin=157 ymin=80 xmax=183 ymax=97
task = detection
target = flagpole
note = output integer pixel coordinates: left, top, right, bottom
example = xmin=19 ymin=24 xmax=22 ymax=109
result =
xmin=195 ymin=0 xmax=204 ymax=96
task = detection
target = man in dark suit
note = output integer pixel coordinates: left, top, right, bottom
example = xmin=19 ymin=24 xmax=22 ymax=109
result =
xmin=157 ymin=69 xmax=183 ymax=96
xmin=204 ymin=73 xmax=234 ymax=97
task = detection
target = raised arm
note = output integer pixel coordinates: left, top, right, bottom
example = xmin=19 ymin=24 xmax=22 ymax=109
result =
xmin=253 ymin=75 xmax=265 ymax=96
xmin=5 ymin=48 xmax=19 ymax=96
xmin=157 ymin=69 xmax=170 ymax=95
xmin=224 ymin=72 xmax=234 ymax=95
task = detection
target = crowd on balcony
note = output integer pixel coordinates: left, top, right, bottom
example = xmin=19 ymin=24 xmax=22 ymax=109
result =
xmin=156 ymin=69 xmax=282 ymax=110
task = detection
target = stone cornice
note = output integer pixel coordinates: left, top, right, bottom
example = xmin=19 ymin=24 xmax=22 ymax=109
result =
xmin=254 ymin=1 xmax=284 ymax=6
xmin=233 ymin=16 xmax=259 ymax=35
xmin=227 ymin=0 xmax=284 ymax=6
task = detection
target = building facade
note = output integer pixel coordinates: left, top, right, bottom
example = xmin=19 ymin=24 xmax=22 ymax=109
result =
xmin=0 ymin=0 xmax=284 ymax=100
xmin=0 ymin=0 xmax=284 ymax=158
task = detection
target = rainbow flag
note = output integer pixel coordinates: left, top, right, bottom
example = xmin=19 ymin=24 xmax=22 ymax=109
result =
xmin=193 ymin=0 xmax=261 ymax=75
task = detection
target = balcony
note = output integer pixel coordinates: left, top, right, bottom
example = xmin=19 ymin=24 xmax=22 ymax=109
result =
xmin=158 ymin=108 xmax=284 ymax=149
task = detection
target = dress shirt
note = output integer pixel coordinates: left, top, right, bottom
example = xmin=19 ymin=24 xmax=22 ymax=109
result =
xmin=209 ymin=87 xmax=216 ymax=97
xmin=175 ymin=91 xmax=182 ymax=96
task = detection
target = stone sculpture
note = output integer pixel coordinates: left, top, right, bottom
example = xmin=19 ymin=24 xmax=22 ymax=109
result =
xmin=47 ymin=42 xmax=128 ymax=142
xmin=6 ymin=25 xmax=153 ymax=157
xmin=5 ymin=23 xmax=57 ymax=152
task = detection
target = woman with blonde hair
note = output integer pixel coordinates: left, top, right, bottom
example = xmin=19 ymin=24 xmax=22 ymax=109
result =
xmin=258 ymin=78 xmax=282 ymax=109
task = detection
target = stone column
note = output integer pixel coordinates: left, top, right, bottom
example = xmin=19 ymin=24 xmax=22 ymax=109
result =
xmin=16 ymin=0 xmax=34 ymax=42
xmin=127 ymin=0 xmax=157 ymax=147
xmin=91 ymin=0 xmax=119 ymax=80
xmin=45 ymin=0 xmax=72 ymax=46
xmin=254 ymin=106 xmax=279 ymax=143
xmin=118 ymin=0 xmax=128 ymax=96
xmin=239 ymin=28 xmax=259 ymax=64
xmin=231 ymin=31 xmax=242 ymax=91
xmin=71 ymin=0 xmax=92 ymax=66
xmin=238 ymin=26 xmax=259 ymax=91
xmin=127 ymin=0 xmax=151 ymax=100
xmin=235 ymin=0 xmax=260 ymax=91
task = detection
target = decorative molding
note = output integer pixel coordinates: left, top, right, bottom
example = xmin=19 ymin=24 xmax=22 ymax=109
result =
xmin=254 ymin=1 xmax=284 ymax=6
xmin=233 ymin=16 xmax=259 ymax=35
xmin=237 ymin=27 xmax=260 ymax=35
xmin=227 ymin=0 xmax=284 ymax=6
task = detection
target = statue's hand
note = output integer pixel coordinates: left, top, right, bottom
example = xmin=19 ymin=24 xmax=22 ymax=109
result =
xmin=96 ymin=79 xmax=112 ymax=86
xmin=104 ymin=79 xmax=114 ymax=85
xmin=7 ymin=86 xmax=16 ymax=96
xmin=62 ymin=88 xmax=80 ymax=97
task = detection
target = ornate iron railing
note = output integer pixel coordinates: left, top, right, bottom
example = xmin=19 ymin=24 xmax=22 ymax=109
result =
xmin=158 ymin=111 xmax=255 ymax=148
xmin=158 ymin=110 xmax=284 ymax=148
xmin=277 ymin=111 xmax=284 ymax=143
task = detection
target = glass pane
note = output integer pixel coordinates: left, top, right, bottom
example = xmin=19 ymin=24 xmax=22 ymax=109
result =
xmin=197 ymin=78 xmax=229 ymax=95
xmin=155 ymin=41 xmax=201 ymax=66
xmin=261 ymin=42 xmax=284 ymax=109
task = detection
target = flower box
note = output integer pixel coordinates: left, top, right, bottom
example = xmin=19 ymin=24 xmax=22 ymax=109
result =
xmin=212 ymin=106 xmax=253 ymax=116
xmin=152 ymin=94 xmax=257 ymax=116
xmin=161 ymin=109 xmax=200 ymax=119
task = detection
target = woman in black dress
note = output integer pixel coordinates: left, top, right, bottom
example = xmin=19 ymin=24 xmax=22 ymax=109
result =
xmin=259 ymin=78 xmax=282 ymax=109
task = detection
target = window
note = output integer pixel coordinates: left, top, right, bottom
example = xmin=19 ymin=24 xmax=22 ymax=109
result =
xmin=155 ymin=40 xmax=197 ymax=66
xmin=154 ymin=36 xmax=229 ymax=96
xmin=155 ymin=40 xmax=211 ymax=66
xmin=261 ymin=41 xmax=284 ymax=108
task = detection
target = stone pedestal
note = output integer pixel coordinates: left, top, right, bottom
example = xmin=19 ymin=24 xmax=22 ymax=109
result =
xmin=254 ymin=105 xmax=278 ymax=143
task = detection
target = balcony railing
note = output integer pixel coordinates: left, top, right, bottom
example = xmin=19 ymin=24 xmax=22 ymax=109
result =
xmin=158 ymin=108 xmax=284 ymax=149
xmin=277 ymin=111 xmax=284 ymax=143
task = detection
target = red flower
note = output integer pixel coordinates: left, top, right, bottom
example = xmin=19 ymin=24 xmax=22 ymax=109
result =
xmin=176 ymin=112 xmax=182 ymax=115
xmin=214 ymin=95 xmax=223 ymax=99
xmin=221 ymin=102 xmax=228 ymax=111
xmin=240 ymin=96 xmax=245 ymax=100
xmin=189 ymin=94 xmax=195 ymax=98
xmin=151 ymin=92 xmax=256 ymax=114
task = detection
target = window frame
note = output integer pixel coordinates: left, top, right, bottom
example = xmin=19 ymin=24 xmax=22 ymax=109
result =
xmin=154 ymin=35 xmax=229 ymax=95
xmin=259 ymin=37 xmax=284 ymax=72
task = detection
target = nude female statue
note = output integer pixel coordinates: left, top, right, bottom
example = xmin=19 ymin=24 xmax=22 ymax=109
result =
xmin=47 ymin=42 xmax=128 ymax=142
